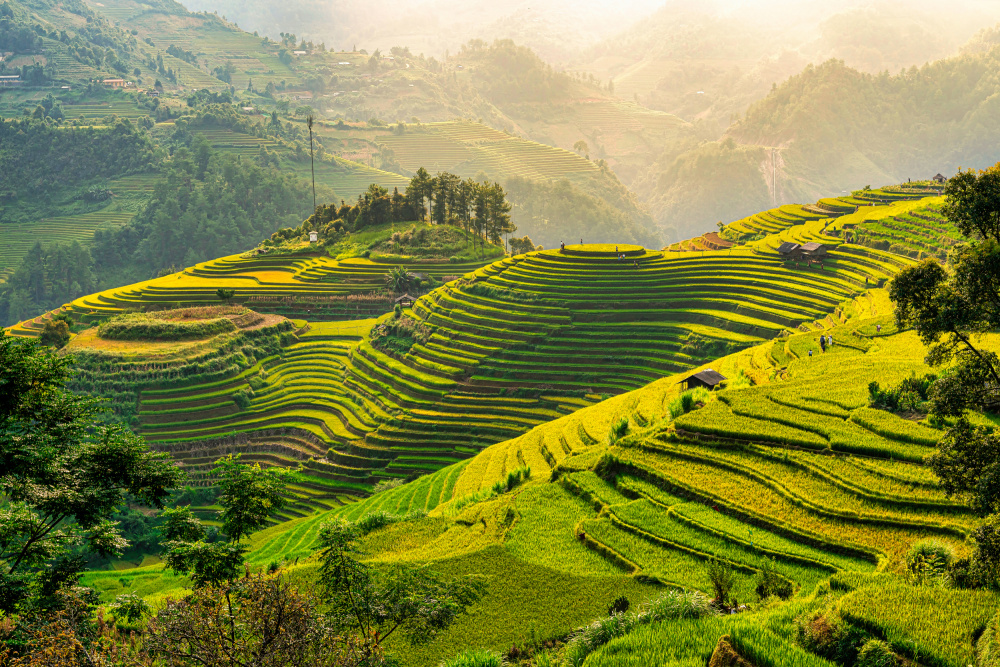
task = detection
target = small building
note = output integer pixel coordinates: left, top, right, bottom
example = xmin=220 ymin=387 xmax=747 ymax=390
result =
xmin=102 ymin=78 xmax=126 ymax=88
xmin=932 ymin=173 xmax=947 ymax=184
xmin=395 ymin=294 xmax=415 ymax=307
xmin=800 ymin=242 xmax=828 ymax=259
xmin=0 ymin=74 xmax=22 ymax=88
xmin=777 ymin=242 xmax=800 ymax=256
xmin=308 ymin=231 xmax=318 ymax=243
xmin=680 ymin=369 xmax=727 ymax=391
xmin=146 ymin=89 xmax=159 ymax=96
xmin=293 ymin=50 xmax=307 ymax=56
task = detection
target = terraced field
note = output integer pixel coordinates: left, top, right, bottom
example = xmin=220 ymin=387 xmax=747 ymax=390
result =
xmin=375 ymin=120 xmax=603 ymax=187
xmin=0 ymin=209 xmax=134 ymax=279
xmin=80 ymin=297 xmax=989 ymax=666
xmin=10 ymin=194 xmax=946 ymax=494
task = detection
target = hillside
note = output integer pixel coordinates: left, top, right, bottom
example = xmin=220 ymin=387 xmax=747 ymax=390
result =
xmin=8 ymin=188 xmax=941 ymax=501
xmin=78 ymin=286 xmax=990 ymax=666
xmin=649 ymin=47 xmax=1000 ymax=239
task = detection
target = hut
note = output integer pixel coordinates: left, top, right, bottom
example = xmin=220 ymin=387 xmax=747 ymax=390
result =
xmin=932 ymin=173 xmax=947 ymax=184
xmin=308 ymin=231 xmax=318 ymax=243
xmin=777 ymin=242 xmax=800 ymax=258
xmin=680 ymin=369 xmax=726 ymax=391
xmin=395 ymin=294 xmax=415 ymax=307
xmin=800 ymin=242 xmax=828 ymax=259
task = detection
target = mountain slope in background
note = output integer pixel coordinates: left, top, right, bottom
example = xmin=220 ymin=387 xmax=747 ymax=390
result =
xmin=650 ymin=44 xmax=1000 ymax=240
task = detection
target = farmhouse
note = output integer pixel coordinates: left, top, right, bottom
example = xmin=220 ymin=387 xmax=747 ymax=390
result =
xmin=0 ymin=74 xmax=21 ymax=87
xmin=777 ymin=242 xmax=800 ymax=257
xmin=102 ymin=78 xmax=126 ymax=88
xmin=777 ymin=242 xmax=827 ymax=261
xmin=680 ymin=369 xmax=726 ymax=390
xmin=800 ymin=242 xmax=828 ymax=259
xmin=932 ymin=173 xmax=947 ymax=184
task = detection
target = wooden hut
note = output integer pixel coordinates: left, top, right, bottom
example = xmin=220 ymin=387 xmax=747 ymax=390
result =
xmin=932 ymin=173 xmax=947 ymax=184
xmin=777 ymin=242 xmax=800 ymax=259
xmin=395 ymin=294 xmax=415 ymax=307
xmin=800 ymin=242 xmax=828 ymax=260
xmin=680 ymin=369 xmax=727 ymax=391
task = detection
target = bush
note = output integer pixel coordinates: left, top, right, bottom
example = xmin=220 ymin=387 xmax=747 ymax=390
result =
xmin=706 ymin=559 xmax=737 ymax=607
xmin=356 ymin=510 xmax=395 ymax=533
xmin=796 ymin=611 xmax=866 ymax=664
xmin=372 ymin=477 xmax=405 ymax=494
xmin=40 ymin=319 xmax=71 ymax=348
xmin=607 ymin=416 xmax=629 ymax=445
xmin=906 ymin=539 xmax=954 ymax=584
xmin=857 ymin=640 xmax=896 ymax=667
xmin=232 ymin=387 xmax=254 ymax=410
xmin=607 ymin=595 xmax=630 ymax=616
xmin=755 ymin=559 xmax=794 ymax=600
xmin=439 ymin=648 xmax=506 ymax=667
xmin=99 ymin=312 xmax=238 ymax=341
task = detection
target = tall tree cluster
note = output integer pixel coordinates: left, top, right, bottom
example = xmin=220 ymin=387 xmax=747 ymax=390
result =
xmin=289 ymin=169 xmax=514 ymax=252
xmin=0 ymin=241 xmax=93 ymax=325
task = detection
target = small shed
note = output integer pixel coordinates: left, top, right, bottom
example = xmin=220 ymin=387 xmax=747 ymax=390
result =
xmin=932 ymin=173 xmax=947 ymax=184
xmin=680 ymin=369 xmax=727 ymax=391
xmin=308 ymin=231 xmax=318 ymax=243
xmin=777 ymin=242 xmax=800 ymax=257
xmin=395 ymin=294 xmax=415 ymax=307
xmin=800 ymin=242 xmax=828 ymax=259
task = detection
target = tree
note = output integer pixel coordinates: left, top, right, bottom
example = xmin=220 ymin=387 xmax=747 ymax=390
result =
xmin=0 ymin=332 xmax=183 ymax=613
xmin=162 ymin=455 xmax=289 ymax=587
xmin=216 ymin=288 xmax=236 ymax=303
xmin=573 ymin=140 xmax=589 ymax=156
xmin=307 ymin=114 xmax=317 ymax=212
xmin=316 ymin=519 xmax=484 ymax=663
xmin=406 ymin=168 xmax=433 ymax=220
xmin=39 ymin=319 xmax=70 ymax=348
xmin=888 ymin=162 xmax=1000 ymax=584
xmin=143 ymin=570 xmax=362 ymax=667
xmin=384 ymin=265 xmax=413 ymax=294
xmin=213 ymin=454 xmax=290 ymax=543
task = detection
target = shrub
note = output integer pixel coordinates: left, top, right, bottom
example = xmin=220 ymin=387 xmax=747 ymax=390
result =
xmin=40 ymin=319 xmax=71 ymax=348
xmin=232 ymin=387 xmax=254 ymax=410
xmin=607 ymin=416 xmax=629 ymax=445
xmin=372 ymin=477 xmax=405 ymax=494
xmin=607 ymin=595 xmax=629 ymax=616
xmin=108 ymin=593 xmax=151 ymax=625
xmin=857 ymin=640 xmax=896 ymax=667
xmin=755 ymin=559 xmax=794 ymax=600
xmin=99 ymin=312 xmax=238 ymax=341
xmin=796 ymin=611 xmax=866 ymax=664
xmin=906 ymin=539 xmax=954 ymax=584
xmin=356 ymin=510 xmax=395 ymax=533
xmin=439 ymin=648 xmax=506 ymax=667
xmin=706 ymin=559 xmax=737 ymax=607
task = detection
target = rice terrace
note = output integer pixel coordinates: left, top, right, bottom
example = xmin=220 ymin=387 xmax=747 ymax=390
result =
xmin=3 ymin=0 xmax=1000 ymax=665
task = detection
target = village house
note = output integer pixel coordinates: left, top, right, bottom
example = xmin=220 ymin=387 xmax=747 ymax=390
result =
xmin=680 ymin=369 xmax=727 ymax=391
xmin=102 ymin=78 xmax=126 ymax=88
xmin=0 ymin=74 xmax=22 ymax=88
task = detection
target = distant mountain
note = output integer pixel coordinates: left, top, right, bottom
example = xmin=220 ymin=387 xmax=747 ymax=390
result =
xmin=175 ymin=0 xmax=663 ymax=63
xmin=578 ymin=0 xmax=1000 ymax=129
xmin=650 ymin=46 xmax=1000 ymax=240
